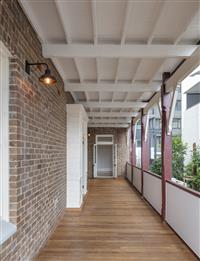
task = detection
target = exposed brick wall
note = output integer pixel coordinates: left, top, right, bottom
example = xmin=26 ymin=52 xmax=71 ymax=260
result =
xmin=0 ymin=0 xmax=70 ymax=260
xmin=88 ymin=128 xmax=128 ymax=178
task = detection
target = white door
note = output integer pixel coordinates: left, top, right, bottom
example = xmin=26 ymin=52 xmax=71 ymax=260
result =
xmin=113 ymin=144 xmax=117 ymax=178
xmin=93 ymin=144 xmax=97 ymax=178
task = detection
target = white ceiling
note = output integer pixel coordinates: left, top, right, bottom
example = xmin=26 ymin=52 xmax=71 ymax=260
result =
xmin=19 ymin=0 xmax=200 ymax=128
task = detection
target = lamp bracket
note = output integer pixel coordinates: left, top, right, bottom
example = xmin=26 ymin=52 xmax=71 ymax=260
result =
xmin=25 ymin=60 xmax=48 ymax=75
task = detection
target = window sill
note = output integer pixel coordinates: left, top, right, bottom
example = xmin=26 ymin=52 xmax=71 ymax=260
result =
xmin=0 ymin=218 xmax=16 ymax=245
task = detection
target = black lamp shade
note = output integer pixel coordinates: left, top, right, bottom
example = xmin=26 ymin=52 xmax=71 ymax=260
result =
xmin=39 ymin=68 xmax=57 ymax=85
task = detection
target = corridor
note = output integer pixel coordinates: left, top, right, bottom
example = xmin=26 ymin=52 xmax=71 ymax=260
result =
xmin=36 ymin=178 xmax=197 ymax=261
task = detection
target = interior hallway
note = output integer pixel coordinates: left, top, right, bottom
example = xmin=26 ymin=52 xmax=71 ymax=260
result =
xmin=36 ymin=178 xmax=198 ymax=261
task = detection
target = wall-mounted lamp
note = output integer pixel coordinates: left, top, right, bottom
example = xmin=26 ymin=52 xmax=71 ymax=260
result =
xmin=25 ymin=61 xmax=57 ymax=85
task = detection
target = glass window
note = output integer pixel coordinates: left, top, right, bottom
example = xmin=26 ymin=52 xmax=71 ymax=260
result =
xmin=187 ymin=93 xmax=200 ymax=109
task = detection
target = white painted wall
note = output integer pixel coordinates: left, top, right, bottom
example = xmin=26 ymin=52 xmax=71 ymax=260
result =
xmin=166 ymin=183 xmax=200 ymax=257
xmin=143 ymin=172 xmax=162 ymax=214
xmin=132 ymin=167 xmax=142 ymax=193
xmin=182 ymin=73 xmax=200 ymax=163
xmin=127 ymin=163 xmax=132 ymax=182
xmin=66 ymin=104 xmax=88 ymax=208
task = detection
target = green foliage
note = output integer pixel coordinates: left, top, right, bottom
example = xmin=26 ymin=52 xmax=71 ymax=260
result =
xmin=150 ymin=138 xmax=200 ymax=192
xmin=172 ymin=136 xmax=187 ymax=180
xmin=150 ymin=157 xmax=162 ymax=176
xmin=150 ymin=136 xmax=187 ymax=179
xmin=186 ymin=146 xmax=200 ymax=192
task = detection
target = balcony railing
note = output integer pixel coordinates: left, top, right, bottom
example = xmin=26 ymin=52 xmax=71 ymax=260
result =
xmin=125 ymin=162 xmax=200 ymax=258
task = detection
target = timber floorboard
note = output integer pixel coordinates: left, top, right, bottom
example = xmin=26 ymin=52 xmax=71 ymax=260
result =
xmin=36 ymin=178 xmax=198 ymax=261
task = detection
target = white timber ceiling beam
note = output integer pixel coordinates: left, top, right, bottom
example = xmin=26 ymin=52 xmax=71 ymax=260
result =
xmin=64 ymin=81 xmax=160 ymax=92
xmin=88 ymin=123 xmax=129 ymax=128
xmin=81 ymin=101 xmax=147 ymax=108
xmin=147 ymin=1 xmax=167 ymax=44
xmin=89 ymin=119 xmax=131 ymax=124
xmin=132 ymin=60 xmax=143 ymax=84
xmin=132 ymin=2 xmax=165 ymax=84
xmin=147 ymin=2 xmax=200 ymax=89
xmin=91 ymin=0 xmax=98 ymax=44
xmin=43 ymin=44 xmax=197 ymax=59
xmin=115 ymin=0 xmax=134 ymax=83
xmin=55 ymin=0 xmax=82 ymax=86
xmin=91 ymin=0 xmax=100 ymax=85
xmin=121 ymin=0 xmax=134 ymax=45
xmin=88 ymin=112 xmax=137 ymax=117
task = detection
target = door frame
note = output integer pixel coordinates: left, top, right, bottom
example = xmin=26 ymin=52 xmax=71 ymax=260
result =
xmin=93 ymin=135 xmax=117 ymax=178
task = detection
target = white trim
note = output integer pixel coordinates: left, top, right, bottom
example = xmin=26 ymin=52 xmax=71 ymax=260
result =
xmin=0 ymin=42 xmax=10 ymax=222
xmin=0 ymin=219 xmax=16 ymax=245
xmin=96 ymin=134 xmax=114 ymax=145
xmin=0 ymin=42 xmax=11 ymax=57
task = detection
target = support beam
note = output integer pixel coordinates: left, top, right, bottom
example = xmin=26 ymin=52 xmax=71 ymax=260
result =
xmin=147 ymin=1 xmax=166 ymax=44
xmin=166 ymin=46 xmax=200 ymax=93
xmin=88 ymin=123 xmax=129 ymax=128
xmin=64 ymin=81 xmax=160 ymax=92
xmin=141 ymin=109 xmax=150 ymax=195
xmin=88 ymin=112 xmax=137 ymax=118
xmin=89 ymin=119 xmax=131 ymax=124
xmin=115 ymin=0 xmax=134 ymax=83
xmin=161 ymin=72 xmax=172 ymax=220
xmin=43 ymin=44 xmax=197 ymax=59
xmin=81 ymin=101 xmax=147 ymax=108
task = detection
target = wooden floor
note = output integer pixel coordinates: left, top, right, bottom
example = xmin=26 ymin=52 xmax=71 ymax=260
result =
xmin=37 ymin=178 xmax=198 ymax=261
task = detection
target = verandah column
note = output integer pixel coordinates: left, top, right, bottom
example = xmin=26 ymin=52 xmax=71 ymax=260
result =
xmin=131 ymin=117 xmax=136 ymax=166
xmin=141 ymin=109 xmax=149 ymax=195
xmin=161 ymin=72 xmax=172 ymax=220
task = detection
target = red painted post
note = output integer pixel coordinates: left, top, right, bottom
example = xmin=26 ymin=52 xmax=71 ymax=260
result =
xmin=131 ymin=117 xmax=136 ymax=166
xmin=161 ymin=72 xmax=172 ymax=220
xmin=141 ymin=109 xmax=149 ymax=195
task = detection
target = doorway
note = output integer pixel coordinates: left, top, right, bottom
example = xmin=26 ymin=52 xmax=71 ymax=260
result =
xmin=93 ymin=135 xmax=117 ymax=178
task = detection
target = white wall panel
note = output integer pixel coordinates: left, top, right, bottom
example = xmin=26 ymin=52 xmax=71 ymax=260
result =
xmin=143 ymin=172 xmax=162 ymax=214
xmin=66 ymin=104 xmax=88 ymax=208
xmin=132 ymin=167 xmax=142 ymax=193
xmin=126 ymin=163 xmax=132 ymax=182
xmin=166 ymin=183 xmax=200 ymax=257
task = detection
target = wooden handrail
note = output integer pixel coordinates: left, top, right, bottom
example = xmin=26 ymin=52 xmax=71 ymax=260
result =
xmin=143 ymin=169 xmax=162 ymax=180
xmin=126 ymin=162 xmax=142 ymax=171
xmin=166 ymin=180 xmax=200 ymax=198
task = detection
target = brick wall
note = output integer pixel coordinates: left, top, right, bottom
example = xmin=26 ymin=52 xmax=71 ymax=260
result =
xmin=88 ymin=128 xmax=128 ymax=178
xmin=0 ymin=1 xmax=71 ymax=260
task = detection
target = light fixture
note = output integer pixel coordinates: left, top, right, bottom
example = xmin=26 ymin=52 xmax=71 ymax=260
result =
xmin=25 ymin=61 xmax=57 ymax=85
